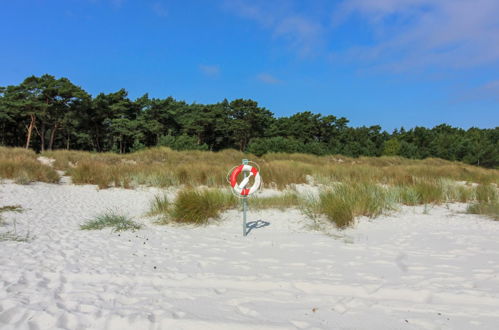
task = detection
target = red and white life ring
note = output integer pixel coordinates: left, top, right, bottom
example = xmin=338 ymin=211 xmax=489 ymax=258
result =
xmin=229 ymin=165 xmax=261 ymax=196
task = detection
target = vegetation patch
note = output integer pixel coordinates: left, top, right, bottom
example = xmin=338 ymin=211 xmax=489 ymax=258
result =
xmin=37 ymin=147 xmax=499 ymax=190
xmin=467 ymin=184 xmax=499 ymax=220
xmin=0 ymin=147 xmax=59 ymax=184
xmin=304 ymin=184 xmax=394 ymax=229
xmin=80 ymin=211 xmax=142 ymax=232
xmin=163 ymin=188 xmax=237 ymax=225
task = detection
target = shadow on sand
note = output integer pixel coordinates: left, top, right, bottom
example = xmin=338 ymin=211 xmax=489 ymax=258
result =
xmin=245 ymin=220 xmax=270 ymax=236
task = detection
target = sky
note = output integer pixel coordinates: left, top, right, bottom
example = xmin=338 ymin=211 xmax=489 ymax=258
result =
xmin=1 ymin=0 xmax=498 ymax=132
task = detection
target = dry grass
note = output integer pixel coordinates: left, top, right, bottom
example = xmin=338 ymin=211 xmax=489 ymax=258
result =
xmin=0 ymin=147 xmax=59 ymax=184
xmin=37 ymin=148 xmax=499 ymax=189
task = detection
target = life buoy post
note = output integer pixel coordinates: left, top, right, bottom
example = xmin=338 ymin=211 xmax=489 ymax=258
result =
xmin=228 ymin=159 xmax=262 ymax=236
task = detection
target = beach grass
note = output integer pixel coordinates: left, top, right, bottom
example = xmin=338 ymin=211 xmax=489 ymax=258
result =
xmin=80 ymin=211 xmax=142 ymax=232
xmin=467 ymin=184 xmax=499 ymax=220
xmin=0 ymin=147 xmax=59 ymax=184
xmin=155 ymin=188 xmax=237 ymax=225
xmin=38 ymin=147 xmax=498 ymax=189
xmin=303 ymin=183 xmax=395 ymax=229
xmin=151 ymin=189 xmax=304 ymax=224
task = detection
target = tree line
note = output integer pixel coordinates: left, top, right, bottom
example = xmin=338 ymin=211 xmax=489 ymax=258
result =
xmin=0 ymin=74 xmax=497 ymax=168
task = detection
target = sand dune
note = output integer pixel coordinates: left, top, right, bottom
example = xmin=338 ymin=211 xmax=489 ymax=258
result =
xmin=1 ymin=181 xmax=499 ymax=329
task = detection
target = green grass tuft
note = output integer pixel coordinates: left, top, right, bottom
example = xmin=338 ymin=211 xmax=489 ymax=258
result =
xmin=167 ymin=188 xmax=237 ymax=225
xmin=304 ymin=183 xmax=394 ymax=229
xmin=80 ymin=211 xmax=142 ymax=232
xmin=467 ymin=184 xmax=499 ymax=220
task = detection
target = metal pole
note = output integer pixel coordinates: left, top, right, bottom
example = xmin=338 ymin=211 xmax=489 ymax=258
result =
xmin=242 ymin=159 xmax=248 ymax=236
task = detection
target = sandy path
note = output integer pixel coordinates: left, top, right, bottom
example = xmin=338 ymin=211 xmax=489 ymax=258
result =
xmin=1 ymin=182 xmax=499 ymax=329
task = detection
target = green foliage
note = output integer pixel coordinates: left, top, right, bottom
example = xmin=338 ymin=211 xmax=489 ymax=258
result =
xmin=1 ymin=74 xmax=498 ymax=168
xmin=80 ymin=211 xmax=141 ymax=232
xmin=383 ymin=138 xmax=401 ymax=156
xmin=158 ymin=134 xmax=208 ymax=151
xmin=247 ymin=137 xmax=304 ymax=156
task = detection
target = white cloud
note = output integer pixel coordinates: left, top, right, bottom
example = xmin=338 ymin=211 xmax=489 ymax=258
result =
xmin=257 ymin=73 xmax=281 ymax=84
xmin=224 ymin=0 xmax=499 ymax=71
xmin=332 ymin=0 xmax=499 ymax=71
xmin=199 ymin=65 xmax=220 ymax=77
xmin=222 ymin=0 xmax=323 ymax=57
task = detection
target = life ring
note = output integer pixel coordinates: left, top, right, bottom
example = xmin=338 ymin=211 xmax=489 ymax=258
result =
xmin=229 ymin=164 xmax=261 ymax=196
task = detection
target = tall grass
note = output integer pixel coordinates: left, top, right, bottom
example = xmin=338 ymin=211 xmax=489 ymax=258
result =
xmin=152 ymin=188 xmax=237 ymax=225
xmin=304 ymin=183 xmax=394 ymax=229
xmin=37 ymin=147 xmax=498 ymax=189
xmin=467 ymin=184 xmax=499 ymax=220
xmin=0 ymin=147 xmax=59 ymax=184
xmin=151 ymin=189 xmax=306 ymax=225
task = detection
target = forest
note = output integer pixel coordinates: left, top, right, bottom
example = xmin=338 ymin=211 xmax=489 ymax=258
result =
xmin=0 ymin=74 xmax=497 ymax=168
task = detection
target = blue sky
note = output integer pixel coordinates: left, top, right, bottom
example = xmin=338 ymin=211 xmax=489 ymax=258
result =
xmin=1 ymin=0 xmax=498 ymax=131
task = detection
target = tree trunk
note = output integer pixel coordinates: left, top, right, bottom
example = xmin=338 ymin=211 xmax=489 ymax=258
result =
xmin=25 ymin=114 xmax=35 ymax=149
xmin=40 ymin=121 xmax=46 ymax=152
xmin=66 ymin=131 xmax=70 ymax=150
xmin=48 ymin=123 xmax=59 ymax=150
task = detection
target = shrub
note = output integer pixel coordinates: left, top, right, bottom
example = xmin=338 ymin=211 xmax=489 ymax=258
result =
xmin=158 ymin=134 xmax=208 ymax=151
xmin=247 ymin=137 xmax=304 ymax=157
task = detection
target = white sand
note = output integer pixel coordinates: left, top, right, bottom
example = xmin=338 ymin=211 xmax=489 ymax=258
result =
xmin=1 ymin=181 xmax=499 ymax=329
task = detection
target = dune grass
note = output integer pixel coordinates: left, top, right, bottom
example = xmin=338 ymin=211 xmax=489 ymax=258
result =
xmin=80 ymin=211 xmax=142 ymax=232
xmin=467 ymin=184 xmax=499 ymax=220
xmin=37 ymin=147 xmax=498 ymax=189
xmin=303 ymin=183 xmax=395 ymax=229
xmin=152 ymin=188 xmax=238 ymax=225
xmin=151 ymin=188 xmax=306 ymax=225
xmin=0 ymin=147 xmax=59 ymax=184
xmin=150 ymin=182 xmax=482 ymax=230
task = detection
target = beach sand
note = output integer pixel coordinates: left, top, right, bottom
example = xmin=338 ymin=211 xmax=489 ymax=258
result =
xmin=1 ymin=181 xmax=499 ymax=329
